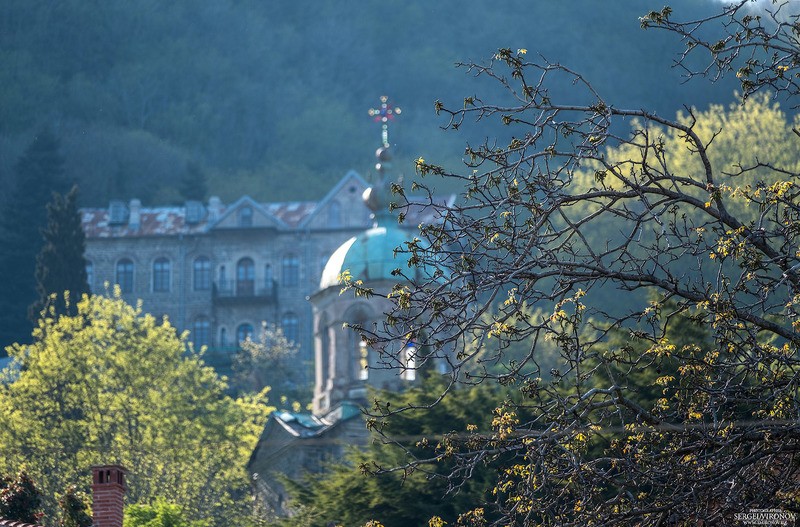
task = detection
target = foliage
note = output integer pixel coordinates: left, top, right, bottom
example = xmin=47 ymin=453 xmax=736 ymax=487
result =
xmin=277 ymin=374 xmax=503 ymax=527
xmin=58 ymin=486 xmax=92 ymax=527
xmin=0 ymin=129 xmax=66 ymax=350
xmin=123 ymin=499 xmax=207 ymax=527
xmin=0 ymin=291 xmax=272 ymax=525
xmin=178 ymin=162 xmax=208 ymax=203
xmin=30 ymin=185 xmax=90 ymax=320
xmin=0 ymin=1 xmax=735 ymax=206
xmin=0 ymin=470 xmax=44 ymax=524
xmin=355 ymin=3 xmax=800 ymax=525
xmin=232 ymin=322 xmax=309 ymax=407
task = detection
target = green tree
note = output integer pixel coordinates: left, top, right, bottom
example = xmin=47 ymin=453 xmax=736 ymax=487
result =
xmin=178 ymin=161 xmax=208 ymax=203
xmin=354 ymin=3 xmax=800 ymax=525
xmin=58 ymin=486 xmax=92 ymax=527
xmin=29 ymin=185 xmax=90 ymax=321
xmin=0 ymin=129 xmax=66 ymax=350
xmin=0 ymin=291 xmax=272 ymax=525
xmin=278 ymin=374 xmax=503 ymax=527
xmin=233 ymin=322 xmax=309 ymax=406
xmin=124 ymin=499 xmax=206 ymax=527
xmin=0 ymin=470 xmax=44 ymax=524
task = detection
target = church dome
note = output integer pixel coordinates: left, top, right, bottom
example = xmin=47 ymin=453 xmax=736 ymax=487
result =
xmin=320 ymin=146 xmax=420 ymax=290
xmin=320 ymin=223 xmax=416 ymax=290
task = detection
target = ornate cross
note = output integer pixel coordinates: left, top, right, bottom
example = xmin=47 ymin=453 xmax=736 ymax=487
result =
xmin=368 ymin=95 xmax=401 ymax=147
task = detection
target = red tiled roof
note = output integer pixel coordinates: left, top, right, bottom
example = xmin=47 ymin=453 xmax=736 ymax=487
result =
xmin=264 ymin=201 xmax=317 ymax=228
xmin=80 ymin=195 xmax=455 ymax=239
xmin=81 ymin=207 xmax=210 ymax=238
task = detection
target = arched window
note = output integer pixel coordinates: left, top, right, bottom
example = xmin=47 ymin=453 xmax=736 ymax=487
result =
xmin=116 ymin=259 xmax=134 ymax=293
xmin=282 ymin=254 xmax=299 ymax=287
xmin=328 ymin=200 xmax=341 ymax=228
xmin=86 ymin=261 xmax=94 ymax=292
xmin=192 ymin=317 xmax=211 ymax=348
xmin=153 ymin=258 xmax=171 ymax=292
xmin=281 ymin=312 xmax=299 ymax=344
xmin=238 ymin=206 xmax=253 ymax=227
xmin=345 ymin=306 xmax=371 ymax=380
xmin=236 ymin=257 xmax=255 ymax=296
xmin=402 ymin=341 xmax=417 ymax=381
xmin=358 ymin=340 xmax=369 ymax=380
xmin=237 ymin=323 xmax=254 ymax=345
xmin=193 ymin=257 xmax=211 ymax=291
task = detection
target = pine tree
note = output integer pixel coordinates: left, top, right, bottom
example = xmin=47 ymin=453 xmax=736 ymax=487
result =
xmin=178 ymin=161 xmax=208 ymax=202
xmin=29 ymin=185 xmax=89 ymax=320
xmin=0 ymin=129 xmax=66 ymax=350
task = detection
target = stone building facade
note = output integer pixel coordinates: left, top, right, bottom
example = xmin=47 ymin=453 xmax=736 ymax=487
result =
xmin=82 ymin=171 xmax=374 ymax=373
xmin=81 ymin=169 xmax=451 ymax=376
xmin=247 ymin=147 xmax=450 ymax=516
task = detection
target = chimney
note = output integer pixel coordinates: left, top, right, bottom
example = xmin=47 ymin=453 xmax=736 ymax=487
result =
xmin=91 ymin=465 xmax=127 ymax=527
xmin=208 ymin=196 xmax=222 ymax=222
xmin=128 ymin=199 xmax=141 ymax=229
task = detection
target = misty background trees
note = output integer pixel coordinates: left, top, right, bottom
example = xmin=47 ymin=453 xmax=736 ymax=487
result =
xmin=0 ymin=1 xmax=736 ymax=209
xmin=0 ymin=130 xmax=69 ymax=347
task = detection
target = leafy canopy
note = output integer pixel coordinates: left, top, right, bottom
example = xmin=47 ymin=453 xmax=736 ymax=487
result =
xmin=0 ymin=291 xmax=272 ymax=525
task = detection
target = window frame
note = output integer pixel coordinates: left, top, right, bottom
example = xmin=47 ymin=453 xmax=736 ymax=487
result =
xmin=152 ymin=257 xmax=171 ymax=292
xmin=236 ymin=257 xmax=255 ymax=296
xmin=193 ymin=256 xmax=211 ymax=291
xmin=116 ymin=258 xmax=134 ymax=294
xmin=282 ymin=253 xmax=300 ymax=287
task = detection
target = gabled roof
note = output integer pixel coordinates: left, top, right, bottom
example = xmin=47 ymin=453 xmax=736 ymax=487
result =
xmin=80 ymin=171 xmax=458 ymax=239
xmin=208 ymin=195 xmax=287 ymax=230
xmin=299 ymin=170 xmax=369 ymax=229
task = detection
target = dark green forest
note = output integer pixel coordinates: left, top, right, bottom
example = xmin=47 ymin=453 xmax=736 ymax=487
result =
xmin=0 ymin=0 xmax=736 ymax=207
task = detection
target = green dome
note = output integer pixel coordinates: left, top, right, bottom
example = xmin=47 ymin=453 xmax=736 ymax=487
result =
xmin=319 ymin=145 xmax=440 ymax=290
xmin=320 ymin=224 xmax=416 ymax=289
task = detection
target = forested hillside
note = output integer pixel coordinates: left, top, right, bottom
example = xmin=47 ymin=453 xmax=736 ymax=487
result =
xmin=0 ymin=1 xmax=735 ymax=206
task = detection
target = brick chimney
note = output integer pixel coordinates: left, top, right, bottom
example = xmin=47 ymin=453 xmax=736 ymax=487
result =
xmin=91 ymin=465 xmax=127 ymax=527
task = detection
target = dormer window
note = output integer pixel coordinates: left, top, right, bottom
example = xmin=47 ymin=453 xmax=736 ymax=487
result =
xmin=109 ymin=201 xmax=129 ymax=225
xmin=186 ymin=201 xmax=205 ymax=224
xmin=238 ymin=206 xmax=253 ymax=227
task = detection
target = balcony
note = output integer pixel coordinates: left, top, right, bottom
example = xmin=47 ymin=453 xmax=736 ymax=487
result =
xmin=212 ymin=279 xmax=278 ymax=305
